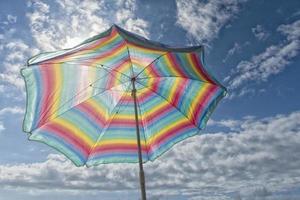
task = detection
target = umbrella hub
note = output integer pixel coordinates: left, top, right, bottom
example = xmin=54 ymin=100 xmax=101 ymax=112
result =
xmin=131 ymin=76 xmax=137 ymax=82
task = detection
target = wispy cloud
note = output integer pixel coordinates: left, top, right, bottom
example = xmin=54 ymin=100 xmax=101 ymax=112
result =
xmin=0 ymin=106 xmax=24 ymax=116
xmin=1 ymin=111 xmax=300 ymax=199
xmin=222 ymin=42 xmax=242 ymax=63
xmin=175 ymin=0 xmax=247 ymax=44
xmin=252 ymin=24 xmax=270 ymax=41
xmin=226 ymin=19 xmax=300 ymax=98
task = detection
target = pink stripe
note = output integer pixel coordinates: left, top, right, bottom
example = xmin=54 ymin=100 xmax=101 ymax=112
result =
xmin=148 ymin=121 xmax=195 ymax=154
xmin=193 ymin=85 xmax=218 ymax=125
xmin=43 ymin=123 xmax=90 ymax=158
xmin=76 ymin=103 xmax=106 ymax=128
xmin=38 ymin=64 xmax=55 ymax=127
xmin=191 ymin=53 xmax=216 ymax=84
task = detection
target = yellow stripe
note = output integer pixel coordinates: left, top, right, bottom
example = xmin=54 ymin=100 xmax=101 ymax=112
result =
xmin=48 ymin=63 xmax=62 ymax=119
xmin=90 ymin=44 xmax=128 ymax=67
xmin=187 ymin=84 xmax=210 ymax=120
xmin=96 ymin=139 xmax=147 ymax=147
xmin=87 ymin=99 xmax=108 ymax=121
xmin=187 ymin=54 xmax=206 ymax=80
xmin=54 ymin=118 xmax=94 ymax=147
xmin=167 ymin=79 xmax=179 ymax=102
xmin=149 ymin=117 xmax=187 ymax=145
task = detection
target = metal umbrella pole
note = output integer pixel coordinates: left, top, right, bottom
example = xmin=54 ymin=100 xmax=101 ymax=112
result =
xmin=131 ymin=77 xmax=147 ymax=200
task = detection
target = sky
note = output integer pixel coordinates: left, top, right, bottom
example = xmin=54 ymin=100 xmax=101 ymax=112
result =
xmin=0 ymin=0 xmax=300 ymax=199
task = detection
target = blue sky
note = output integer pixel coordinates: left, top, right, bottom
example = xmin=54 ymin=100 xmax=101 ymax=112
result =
xmin=0 ymin=0 xmax=300 ymax=199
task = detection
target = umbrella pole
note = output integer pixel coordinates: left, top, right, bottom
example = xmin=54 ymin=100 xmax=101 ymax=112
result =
xmin=131 ymin=78 xmax=147 ymax=200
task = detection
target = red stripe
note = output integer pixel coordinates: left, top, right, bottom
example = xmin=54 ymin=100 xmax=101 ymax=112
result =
xmin=149 ymin=121 xmax=195 ymax=154
xmin=83 ymin=41 xmax=127 ymax=65
xmin=43 ymin=123 xmax=90 ymax=157
xmin=144 ymin=63 xmax=160 ymax=77
xmin=109 ymin=119 xmax=137 ymax=126
xmin=143 ymin=102 xmax=173 ymax=124
xmin=190 ymin=53 xmax=215 ymax=84
xmin=168 ymin=53 xmax=188 ymax=77
xmin=93 ymin=144 xmax=147 ymax=154
xmin=38 ymin=64 xmax=56 ymax=127
xmin=194 ymin=86 xmax=218 ymax=124
xmin=192 ymin=85 xmax=218 ymax=125
xmin=137 ymin=86 xmax=154 ymax=104
xmin=171 ymin=79 xmax=189 ymax=107
xmin=76 ymin=102 xmax=106 ymax=127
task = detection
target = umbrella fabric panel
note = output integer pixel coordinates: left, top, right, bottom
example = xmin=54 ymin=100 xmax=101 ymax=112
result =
xmin=21 ymin=63 xmax=128 ymax=133
xmin=136 ymin=85 xmax=200 ymax=160
xmin=137 ymin=77 xmax=226 ymax=129
xmin=138 ymin=52 xmax=220 ymax=85
xmin=87 ymin=90 xmax=148 ymax=165
xmin=29 ymin=84 xmax=129 ymax=166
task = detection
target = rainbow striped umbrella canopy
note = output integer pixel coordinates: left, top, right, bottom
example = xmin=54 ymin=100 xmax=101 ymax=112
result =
xmin=21 ymin=25 xmax=226 ymax=168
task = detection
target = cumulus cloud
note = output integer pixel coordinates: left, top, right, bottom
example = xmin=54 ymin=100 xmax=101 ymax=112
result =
xmin=26 ymin=0 xmax=149 ymax=51
xmin=0 ymin=111 xmax=300 ymax=199
xmin=226 ymin=19 xmax=300 ymax=98
xmin=175 ymin=0 xmax=247 ymax=44
xmin=0 ymin=40 xmax=37 ymax=90
xmin=1 ymin=0 xmax=149 ymax=97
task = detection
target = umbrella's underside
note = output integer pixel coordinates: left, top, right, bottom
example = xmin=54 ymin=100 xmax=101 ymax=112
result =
xmin=21 ymin=25 xmax=226 ymax=166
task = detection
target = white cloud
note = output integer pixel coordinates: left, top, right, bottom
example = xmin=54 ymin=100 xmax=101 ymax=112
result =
xmin=0 ymin=111 xmax=300 ymax=199
xmin=223 ymin=42 xmax=242 ymax=62
xmin=0 ymin=15 xmax=17 ymax=25
xmin=252 ymin=24 xmax=270 ymax=41
xmin=26 ymin=0 xmax=149 ymax=51
xmin=0 ymin=106 xmax=24 ymax=116
xmin=278 ymin=20 xmax=300 ymax=41
xmin=7 ymin=15 xmax=17 ymax=24
xmin=226 ymin=20 xmax=300 ymax=97
xmin=175 ymin=0 xmax=247 ymax=44
xmin=0 ymin=40 xmax=37 ymax=89
xmin=0 ymin=121 xmax=5 ymax=133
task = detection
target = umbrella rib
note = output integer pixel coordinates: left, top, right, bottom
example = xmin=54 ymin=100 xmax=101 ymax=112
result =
xmin=86 ymin=83 xmax=132 ymax=162
xmin=136 ymin=80 xmax=201 ymax=130
xmin=135 ymin=52 xmax=169 ymax=77
xmin=94 ymin=63 xmax=131 ymax=80
xmin=35 ymin=80 xmax=131 ymax=131
xmin=137 ymin=76 xmax=221 ymax=88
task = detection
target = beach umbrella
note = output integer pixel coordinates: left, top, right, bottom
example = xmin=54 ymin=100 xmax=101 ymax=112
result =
xmin=21 ymin=25 xmax=226 ymax=200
